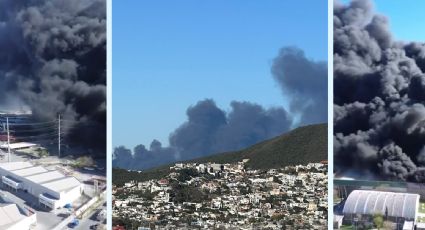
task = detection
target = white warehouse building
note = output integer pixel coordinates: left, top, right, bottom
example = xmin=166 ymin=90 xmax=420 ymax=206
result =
xmin=0 ymin=162 xmax=83 ymax=210
xmin=341 ymin=190 xmax=420 ymax=229
xmin=0 ymin=203 xmax=37 ymax=230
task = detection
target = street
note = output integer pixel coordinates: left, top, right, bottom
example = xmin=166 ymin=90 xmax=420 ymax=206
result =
xmin=73 ymin=202 xmax=106 ymax=230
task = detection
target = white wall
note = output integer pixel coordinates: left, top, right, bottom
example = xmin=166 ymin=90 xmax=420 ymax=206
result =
xmin=0 ymin=166 xmax=82 ymax=210
xmin=0 ymin=167 xmax=61 ymax=199
xmin=57 ymin=185 xmax=83 ymax=208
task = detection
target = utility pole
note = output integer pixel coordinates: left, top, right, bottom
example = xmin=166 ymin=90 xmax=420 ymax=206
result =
xmin=58 ymin=114 xmax=61 ymax=158
xmin=6 ymin=117 xmax=10 ymax=163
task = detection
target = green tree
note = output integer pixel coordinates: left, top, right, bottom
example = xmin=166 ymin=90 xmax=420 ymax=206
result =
xmin=75 ymin=156 xmax=94 ymax=167
xmin=177 ymin=168 xmax=199 ymax=182
xmin=373 ymin=213 xmax=384 ymax=229
xmin=37 ymin=148 xmax=49 ymax=157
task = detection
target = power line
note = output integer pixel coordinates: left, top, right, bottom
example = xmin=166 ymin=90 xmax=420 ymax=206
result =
xmin=1 ymin=119 xmax=80 ymax=134
xmin=5 ymin=120 xmax=57 ymax=126
xmin=6 ymin=125 xmax=58 ymax=133
xmin=1 ymin=127 xmax=59 ymax=136
xmin=11 ymin=132 xmax=61 ymax=141
xmin=1 ymin=114 xmax=82 ymax=158
xmin=61 ymin=119 xmax=78 ymax=122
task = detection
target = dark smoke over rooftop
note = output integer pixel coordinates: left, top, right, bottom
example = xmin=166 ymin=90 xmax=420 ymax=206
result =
xmin=113 ymin=46 xmax=327 ymax=170
xmin=334 ymin=0 xmax=425 ymax=182
xmin=0 ymin=0 xmax=106 ymax=155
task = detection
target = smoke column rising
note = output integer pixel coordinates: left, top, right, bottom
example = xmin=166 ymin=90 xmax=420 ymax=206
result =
xmin=272 ymin=47 xmax=328 ymax=125
xmin=334 ymin=0 xmax=425 ymax=182
xmin=113 ymin=46 xmax=328 ymax=170
xmin=0 ymin=0 xmax=106 ymax=155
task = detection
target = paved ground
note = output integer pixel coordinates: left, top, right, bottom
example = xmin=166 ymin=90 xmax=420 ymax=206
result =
xmin=74 ymin=202 xmax=106 ymax=230
xmin=0 ymin=149 xmax=29 ymax=163
xmin=0 ymin=186 xmax=66 ymax=230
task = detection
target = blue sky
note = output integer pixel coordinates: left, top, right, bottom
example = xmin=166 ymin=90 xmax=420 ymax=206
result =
xmin=373 ymin=0 xmax=425 ymax=42
xmin=112 ymin=1 xmax=328 ymax=149
xmin=112 ymin=0 xmax=425 ymax=150
xmin=338 ymin=0 xmax=425 ymax=42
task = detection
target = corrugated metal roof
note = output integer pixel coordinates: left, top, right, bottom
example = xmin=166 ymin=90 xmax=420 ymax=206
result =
xmin=0 ymin=203 xmax=25 ymax=227
xmin=26 ymin=171 xmax=66 ymax=184
xmin=0 ymin=162 xmax=81 ymax=194
xmin=42 ymin=177 xmax=81 ymax=193
xmin=343 ymin=190 xmax=419 ymax=219
xmin=12 ymin=166 xmax=48 ymax=177
xmin=0 ymin=161 xmax=32 ymax=171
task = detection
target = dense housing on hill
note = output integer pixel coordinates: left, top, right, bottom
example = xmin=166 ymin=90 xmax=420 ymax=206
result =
xmin=113 ymin=123 xmax=327 ymax=185
xmin=113 ymin=161 xmax=328 ymax=229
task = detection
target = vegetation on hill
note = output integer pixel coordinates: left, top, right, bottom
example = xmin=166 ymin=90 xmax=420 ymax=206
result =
xmin=189 ymin=123 xmax=327 ymax=169
xmin=113 ymin=167 xmax=170 ymax=186
xmin=113 ymin=123 xmax=327 ymax=185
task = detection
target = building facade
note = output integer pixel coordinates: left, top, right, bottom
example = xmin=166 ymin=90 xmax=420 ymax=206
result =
xmin=0 ymin=162 xmax=82 ymax=209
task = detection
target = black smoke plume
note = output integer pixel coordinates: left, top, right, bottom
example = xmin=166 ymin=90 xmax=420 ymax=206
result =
xmin=113 ymin=46 xmax=327 ymax=170
xmin=0 ymin=0 xmax=106 ymax=156
xmin=113 ymin=100 xmax=293 ymax=170
xmin=272 ymin=47 xmax=328 ymax=125
xmin=334 ymin=0 xmax=425 ymax=182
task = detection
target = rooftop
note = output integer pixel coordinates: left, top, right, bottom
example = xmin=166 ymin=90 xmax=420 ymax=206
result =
xmin=0 ymin=162 xmax=81 ymax=194
xmin=0 ymin=142 xmax=39 ymax=150
xmin=26 ymin=171 xmax=66 ymax=184
xmin=12 ymin=166 xmax=48 ymax=177
xmin=42 ymin=177 xmax=81 ymax=193
xmin=0 ymin=203 xmax=25 ymax=228
xmin=343 ymin=190 xmax=420 ymax=219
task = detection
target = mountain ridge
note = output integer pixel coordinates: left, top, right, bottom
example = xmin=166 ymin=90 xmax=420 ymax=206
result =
xmin=113 ymin=123 xmax=327 ymax=185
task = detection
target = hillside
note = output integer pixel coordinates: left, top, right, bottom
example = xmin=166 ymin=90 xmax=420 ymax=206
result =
xmin=113 ymin=123 xmax=327 ymax=185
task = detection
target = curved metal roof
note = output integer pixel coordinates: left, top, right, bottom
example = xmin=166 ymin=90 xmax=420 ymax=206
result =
xmin=343 ymin=190 xmax=419 ymax=219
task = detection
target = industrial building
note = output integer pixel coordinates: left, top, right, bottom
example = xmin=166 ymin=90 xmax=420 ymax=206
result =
xmin=335 ymin=178 xmax=425 ymax=199
xmin=0 ymin=203 xmax=36 ymax=230
xmin=340 ymin=190 xmax=420 ymax=229
xmin=0 ymin=162 xmax=83 ymax=210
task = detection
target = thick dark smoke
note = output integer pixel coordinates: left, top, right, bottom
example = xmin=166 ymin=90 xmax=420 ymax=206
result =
xmin=272 ymin=47 xmax=328 ymax=125
xmin=0 ymin=0 xmax=106 ymax=155
xmin=334 ymin=0 xmax=425 ymax=182
xmin=113 ymin=100 xmax=293 ymax=170
xmin=113 ymin=46 xmax=327 ymax=170
xmin=170 ymin=100 xmax=292 ymax=160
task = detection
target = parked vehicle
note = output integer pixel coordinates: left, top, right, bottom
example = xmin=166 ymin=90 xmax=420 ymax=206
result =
xmin=96 ymin=209 xmax=106 ymax=221
xmin=68 ymin=219 xmax=79 ymax=228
